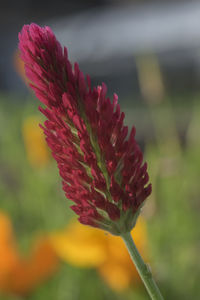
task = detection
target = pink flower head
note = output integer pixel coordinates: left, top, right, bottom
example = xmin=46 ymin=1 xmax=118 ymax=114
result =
xmin=18 ymin=24 xmax=151 ymax=235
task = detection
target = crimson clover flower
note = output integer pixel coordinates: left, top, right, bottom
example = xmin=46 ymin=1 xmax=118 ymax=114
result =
xmin=18 ymin=24 xmax=151 ymax=235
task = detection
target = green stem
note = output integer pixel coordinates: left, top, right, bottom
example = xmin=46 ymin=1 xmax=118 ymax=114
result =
xmin=121 ymin=232 xmax=164 ymax=300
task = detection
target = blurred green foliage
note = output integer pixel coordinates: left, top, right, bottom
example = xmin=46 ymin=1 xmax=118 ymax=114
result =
xmin=0 ymin=93 xmax=199 ymax=300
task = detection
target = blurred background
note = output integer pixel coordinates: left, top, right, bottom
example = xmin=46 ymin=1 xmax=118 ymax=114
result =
xmin=0 ymin=0 xmax=200 ymax=299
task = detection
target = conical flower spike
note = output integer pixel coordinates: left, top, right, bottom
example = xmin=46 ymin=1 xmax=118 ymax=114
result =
xmin=18 ymin=24 xmax=151 ymax=235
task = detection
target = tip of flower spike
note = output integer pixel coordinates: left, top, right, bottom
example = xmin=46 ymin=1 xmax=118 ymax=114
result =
xmin=19 ymin=23 xmax=54 ymax=40
xmin=18 ymin=23 xmax=70 ymax=108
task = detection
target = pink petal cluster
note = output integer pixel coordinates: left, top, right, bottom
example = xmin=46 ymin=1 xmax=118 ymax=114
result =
xmin=18 ymin=24 xmax=151 ymax=235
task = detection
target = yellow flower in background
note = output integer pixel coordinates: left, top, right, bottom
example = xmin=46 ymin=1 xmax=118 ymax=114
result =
xmin=98 ymin=217 xmax=147 ymax=291
xmin=50 ymin=221 xmax=107 ymax=268
xmin=22 ymin=115 xmax=50 ymax=167
xmin=14 ymin=50 xmax=28 ymax=85
xmin=0 ymin=213 xmax=20 ymax=288
xmin=51 ymin=217 xmax=148 ymax=291
xmin=0 ymin=211 xmax=59 ymax=297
